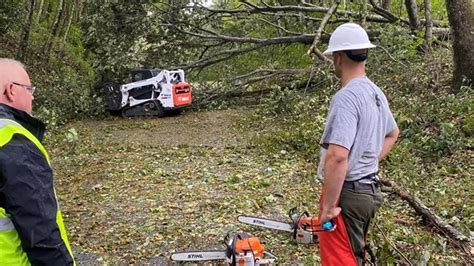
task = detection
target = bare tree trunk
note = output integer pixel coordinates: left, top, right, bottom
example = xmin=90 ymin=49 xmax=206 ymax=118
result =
xmin=423 ymin=0 xmax=432 ymax=50
xmin=16 ymin=0 xmax=35 ymax=61
xmin=36 ymin=0 xmax=43 ymax=24
xmin=43 ymin=0 xmax=65 ymax=56
xmin=75 ymin=0 xmax=83 ymax=23
xmin=446 ymin=0 xmax=474 ymax=90
xmin=405 ymin=0 xmax=420 ymax=31
xmin=361 ymin=0 xmax=368 ymax=26
xmin=63 ymin=1 xmax=75 ymax=45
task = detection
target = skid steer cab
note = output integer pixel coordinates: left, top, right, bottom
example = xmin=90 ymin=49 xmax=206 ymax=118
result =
xmin=103 ymin=68 xmax=192 ymax=117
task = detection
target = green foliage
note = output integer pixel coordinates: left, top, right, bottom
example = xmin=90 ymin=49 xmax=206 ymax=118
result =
xmin=0 ymin=0 xmax=25 ymax=33
xmin=394 ymin=88 xmax=472 ymax=158
xmin=239 ymin=78 xmax=334 ymax=160
xmin=384 ymin=0 xmax=447 ymax=21
xmin=26 ymin=23 xmax=97 ymax=125
xmin=81 ymin=2 xmax=197 ymax=84
xmin=81 ymin=2 xmax=149 ymax=82
xmin=376 ymin=23 xmax=425 ymax=59
xmin=31 ymin=59 xmax=97 ymax=127
xmin=196 ymin=43 xmax=312 ymax=84
xmin=431 ymin=0 xmax=449 ymax=21
xmin=236 ymin=41 xmax=471 ymax=263
xmin=0 ymin=0 xmax=101 ymax=126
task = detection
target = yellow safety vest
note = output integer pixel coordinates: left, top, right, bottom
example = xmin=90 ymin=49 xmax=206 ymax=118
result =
xmin=0 ymin=118 xmax=75 ymax=265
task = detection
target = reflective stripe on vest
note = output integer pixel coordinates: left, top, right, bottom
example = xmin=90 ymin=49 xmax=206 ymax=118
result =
xmin=0 ymin=217 xmax=14 ymax=231
xmin=0 ymin=118 xmax=75 ymax=265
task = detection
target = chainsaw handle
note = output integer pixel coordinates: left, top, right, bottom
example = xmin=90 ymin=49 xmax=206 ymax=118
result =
xmin=289 ymin=209 xmax=311 ymax=240
xmin=297 ymin=216 xmax=336 ymax=232
xmin=322 ymin=220 xmax=335 ymax=231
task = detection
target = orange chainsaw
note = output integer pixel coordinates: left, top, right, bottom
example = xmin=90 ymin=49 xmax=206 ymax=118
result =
xmin=170 ymin=232 xmax=276 ymax=265
xmin=238 ymin=207 xmax=335 ymax=244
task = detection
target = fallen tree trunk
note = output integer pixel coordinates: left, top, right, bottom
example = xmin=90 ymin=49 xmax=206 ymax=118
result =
xmin=195 ymin=71 xmax=328 ymax=104
xmin=175 ymin=27 xmax=449 ymax=71
xmin=380 ymin=178 xmax=473 ymax=262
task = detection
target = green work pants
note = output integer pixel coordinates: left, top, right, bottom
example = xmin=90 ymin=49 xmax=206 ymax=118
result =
xmin=339 ymin=182 xmax=383 ymax=265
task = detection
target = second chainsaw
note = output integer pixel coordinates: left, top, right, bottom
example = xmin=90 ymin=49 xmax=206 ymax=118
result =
xmin=238 ymin=207 xmax=335 ymax=244
xmin=170 ymin=232 xmax=276 ymax=266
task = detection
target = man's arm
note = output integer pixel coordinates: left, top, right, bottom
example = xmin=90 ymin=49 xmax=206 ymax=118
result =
xmin=318 ymin=144 xmax=349 ymax=224
xmin=379 ymin=127 xmax=400 ymax=161
xmin=0 ymin=137 xmax=74 ymax=265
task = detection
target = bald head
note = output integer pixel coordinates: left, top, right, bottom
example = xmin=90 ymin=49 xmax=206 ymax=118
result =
xmin=0 ymin=58 xmax=34 ymax=113
xmin=0 ymin=59 xmax=28 ymax=92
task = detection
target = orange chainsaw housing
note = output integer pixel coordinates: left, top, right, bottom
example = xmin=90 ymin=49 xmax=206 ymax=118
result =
xmin=235 ymin=237 xmax=265 ymax=259
xmin=298 ymin=216 xmax=324 ymax=232
xmin=172 ymin=82 xmax=192 ymax=107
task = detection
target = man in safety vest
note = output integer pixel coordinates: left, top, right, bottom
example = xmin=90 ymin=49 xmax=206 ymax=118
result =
xmin=316 ymin=24 xmax=399 ymax=265
xmin=0 ymin=58 xmax=75 ymax=265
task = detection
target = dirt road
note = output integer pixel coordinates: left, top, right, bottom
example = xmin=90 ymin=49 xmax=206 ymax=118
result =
xmin=50 ymin=109 xmax=319 ymax=265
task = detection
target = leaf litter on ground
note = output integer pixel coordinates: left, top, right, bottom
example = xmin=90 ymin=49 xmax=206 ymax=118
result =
xmin=48 ymin=108 xmax=467 ymax=264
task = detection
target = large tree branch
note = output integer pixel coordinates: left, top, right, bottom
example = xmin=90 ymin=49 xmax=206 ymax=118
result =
xmin=308 ymin=0 xmax=339 ymax=64
xmin=260 ymin=11 xmax=353 ymax=23
xmin=380 ymin=178 xmax=473 ymax=263
xmin=200 ymin=2 xmax=391 ymax=23
xmin=176 ymin=26 xmax=450 ymax=70
xmin=237 ymin=73 xmax=284 ymax=87
xmin=232 ymin=68 xmax=310 ymax=81
xmin=176 ymin=43 xmax=270 ymax=70
xmin=168 ymin=1 xmax=450 ymax=72
xmin=313 ymin=48 xmax=332 ymax=64
xmin=192 ymin=2 xmax=445 ymax=28
xmin=180 ymin=26 xmax=448 ymax=45
xmin=256 ymin=17 xmax=304 ymax=36
xmin=177 ymin=28 xmax=316 ymax=44
xmin=198 ymin=68 xmax=319 ymax=102
xmin=369 ymin=0 xmax=410 ymax=25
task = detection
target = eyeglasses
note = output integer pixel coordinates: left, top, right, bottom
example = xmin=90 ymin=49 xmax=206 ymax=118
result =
xmin=12 ymin=81 xmax=36 ymax=95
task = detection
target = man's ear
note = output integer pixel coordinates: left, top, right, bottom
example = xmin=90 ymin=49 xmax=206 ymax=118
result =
xmin=4 ymin=82 xmax=15 ymax=101
xmin=334 ymin=52 xmax=342 ymax=66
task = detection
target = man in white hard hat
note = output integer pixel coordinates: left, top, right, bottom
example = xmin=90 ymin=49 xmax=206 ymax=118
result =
xmin=316 ymin=23 xmax=399 ymax=265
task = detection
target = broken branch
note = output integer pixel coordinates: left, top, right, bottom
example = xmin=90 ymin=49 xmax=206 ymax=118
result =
xmin=380 ymin=178 xmax=473 ymax=263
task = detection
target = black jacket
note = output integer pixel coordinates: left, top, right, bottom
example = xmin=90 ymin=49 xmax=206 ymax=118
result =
xmin=0 ymin=103 xmax=74 ymax=265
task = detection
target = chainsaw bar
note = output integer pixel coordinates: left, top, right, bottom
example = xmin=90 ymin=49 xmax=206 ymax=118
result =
xmin=238 ymin=215 xmax=293 ymax=232
xmin=170 ymin=250 xmax=227 ymax=261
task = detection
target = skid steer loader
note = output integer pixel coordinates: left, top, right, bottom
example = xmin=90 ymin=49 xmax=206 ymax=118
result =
xmin=102 ymin=68 xmax=192 ymax=117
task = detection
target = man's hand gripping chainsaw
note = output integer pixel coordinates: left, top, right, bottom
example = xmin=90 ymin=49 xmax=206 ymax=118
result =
xmin=238 ymin=207 xmax=336 ymax=244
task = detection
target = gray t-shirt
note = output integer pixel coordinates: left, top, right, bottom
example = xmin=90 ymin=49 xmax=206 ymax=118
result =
xmin=317 ymin=76 xmax=397 ymax=182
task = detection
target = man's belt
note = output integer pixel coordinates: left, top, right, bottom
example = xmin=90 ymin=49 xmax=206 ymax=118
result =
xmin=343 ymin=173 xmax=379 ymax=190
xmin=346 ymin=173 xmax=377 ymax=182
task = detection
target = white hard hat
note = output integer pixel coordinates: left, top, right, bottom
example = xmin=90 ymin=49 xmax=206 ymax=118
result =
xmin=323 ymin=23 xmax=376 ymax=55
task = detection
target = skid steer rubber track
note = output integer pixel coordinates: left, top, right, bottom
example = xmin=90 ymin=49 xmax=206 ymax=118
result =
xmin=121 ymin=100 xmax=164 ymax=118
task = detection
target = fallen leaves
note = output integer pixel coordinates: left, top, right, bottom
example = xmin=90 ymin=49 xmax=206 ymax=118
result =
xmin=47 ymin=109 xmax=469 ymax=264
